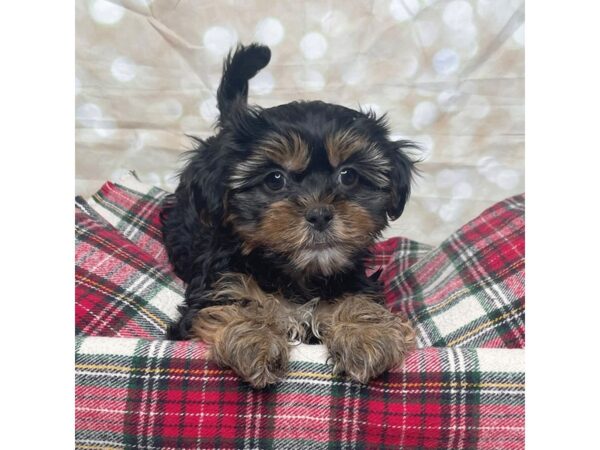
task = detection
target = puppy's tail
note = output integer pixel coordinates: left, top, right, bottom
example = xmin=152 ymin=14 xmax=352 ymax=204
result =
xmin=216 ymin=43 xmax=271 ymax=122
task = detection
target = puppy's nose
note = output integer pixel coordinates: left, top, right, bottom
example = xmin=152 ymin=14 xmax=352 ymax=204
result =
xmin=305 ymin=206 xmax=333 ymax=231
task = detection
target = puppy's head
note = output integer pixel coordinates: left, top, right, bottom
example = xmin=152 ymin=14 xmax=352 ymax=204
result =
xmin=179 ymin=43 xmax=416 ymax=277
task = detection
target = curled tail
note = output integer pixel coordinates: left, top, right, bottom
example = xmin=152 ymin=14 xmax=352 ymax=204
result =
xmin=216 ymin=43 xmax=271 ymax=122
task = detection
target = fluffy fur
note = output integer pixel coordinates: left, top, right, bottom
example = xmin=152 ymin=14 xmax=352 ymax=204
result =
xmin=161 ymin=43 xmax=417 ymax=388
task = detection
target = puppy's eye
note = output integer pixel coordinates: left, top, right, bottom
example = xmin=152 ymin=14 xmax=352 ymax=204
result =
xmin=264 ymin=171 xmax=286 ymax=191
xmin=338 ymin=168 xmax=358 ymax=187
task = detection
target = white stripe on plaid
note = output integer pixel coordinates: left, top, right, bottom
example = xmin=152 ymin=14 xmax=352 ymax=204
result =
xmin=476 ymin=348 xmax=524 ymax=373
xmin=444 ymin=217 xmax=523 ymax=345
xmin=78 ymin=336 xmax=139 ymax=356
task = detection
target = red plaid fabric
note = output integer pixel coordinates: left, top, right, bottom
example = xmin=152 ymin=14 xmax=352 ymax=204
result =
xmin=75 ymin=174 xmax=525 ymax=449
xmin=381 ymin=195 xmax=525 ymax=349
xmin=86 ymin=176 xmax=172 ymax=269
xmin=76 ymin=338 xmax=523 ymax=449
xmin=75 ymin=200 xmax=183 ymax=339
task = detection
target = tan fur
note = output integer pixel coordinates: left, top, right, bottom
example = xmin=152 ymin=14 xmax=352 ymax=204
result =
xmin=190 ymin=304 xmax=243 ymax=344
xmin=320 ymin=294 xmax=416 ymax=384
xmin=325 ymin=129 xmax=371 ymax=167
xmin=190 ymin=273 xmax=321 ymax=388
xmin=325 ymin=131 xmax=391 ymax=188
xmin=230 ymin=132 xmax=310 ymax=190
xmin=235 ymin=200 xmax=310 ymax=255
xmin=261 ymin=132 xmax=310 ymax=172
xmin=190 ymin=273 xmax=415 ymax=387
xmin=290 ymin=201 xmax=377 ymax=276
xmin=332 ymin=201 xmax=377 ymax=246
xmin=211 ymin=272 xmax=278 ymax=305
xmin=235 ymin=198 xmax=377 ymax=277
xmin=208 ymin=302 xmax=290 ymax=389
xmin=209 ymin=273 xmax=331 ymax=344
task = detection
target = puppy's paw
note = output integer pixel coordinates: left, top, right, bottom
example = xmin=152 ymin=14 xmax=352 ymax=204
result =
xmin=212 ymin=321 xmax=289 ymax=389
xmin=324 ymin=297 xmax=415 ymax=384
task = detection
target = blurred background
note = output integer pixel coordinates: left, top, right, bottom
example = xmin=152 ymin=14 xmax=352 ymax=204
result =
xmin=75 ymin=0 xmax=524 ymax=245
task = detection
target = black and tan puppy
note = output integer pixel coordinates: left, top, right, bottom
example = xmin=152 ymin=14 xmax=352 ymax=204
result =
xmin=161 ymin=43 xmax=416 ymax=388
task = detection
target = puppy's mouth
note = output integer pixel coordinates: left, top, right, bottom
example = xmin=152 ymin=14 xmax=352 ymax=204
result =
xmin=307 ymin=242 xmax=334 ymax=250
xmin=303 ymin=231 xmax=342 ymax=251
xmin=293 ymin=235 xmax=352 ymax=277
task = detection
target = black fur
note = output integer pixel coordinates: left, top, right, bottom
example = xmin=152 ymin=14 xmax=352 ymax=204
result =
xmin=216 ymin=43 xmax=271 ymax=122
xmin=161 ymin=43 xmax=417 ymax=340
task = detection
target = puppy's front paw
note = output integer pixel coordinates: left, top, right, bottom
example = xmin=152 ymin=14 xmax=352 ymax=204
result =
xmin=212 ymin=321 xmax=289 ymax=389
xmin=324 ymin=296 xmax=415 ymax=384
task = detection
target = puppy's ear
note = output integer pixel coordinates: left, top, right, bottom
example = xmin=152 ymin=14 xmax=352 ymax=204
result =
xmin=177 ymin=137 xmax=229 ymax=227
xmin=217 ymin=43 xmax=271 ymax=122
xmin=387 ymin=141 xmax=417 ymax=221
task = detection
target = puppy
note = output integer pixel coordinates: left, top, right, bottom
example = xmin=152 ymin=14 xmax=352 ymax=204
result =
xmin=161 ymin=43 xmax=416 ymax=388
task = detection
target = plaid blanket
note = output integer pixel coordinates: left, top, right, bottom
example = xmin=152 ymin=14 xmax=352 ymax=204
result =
xmin=75 ymin=174 xmax=525 ymax=449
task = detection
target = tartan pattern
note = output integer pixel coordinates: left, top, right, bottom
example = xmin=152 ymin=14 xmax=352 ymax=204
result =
xmin=368 ymin=237 xmax=433 ymax=278
xmin=76 ymin=337 xmax=524 ymax=450
xmin=382 ymin=196 xmax=525 ymax=349
xmin=75 ymin=178 xmax=525 ymax=449
xmin=75 ymin=200 xmax=184 ymax=339
xmin=86 ymin=173 xmax=172 ymax=270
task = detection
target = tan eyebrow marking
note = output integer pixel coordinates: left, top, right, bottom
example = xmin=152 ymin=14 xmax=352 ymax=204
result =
xmin=229 ymin=132 xmax=310 ymax=189
xmin=260 ymin=132 xmax=310 ymax=172
xmin=325 ymin=129 xmax=391 ymax=187
xmin=325 ymin=130 xmax=371 ymax=167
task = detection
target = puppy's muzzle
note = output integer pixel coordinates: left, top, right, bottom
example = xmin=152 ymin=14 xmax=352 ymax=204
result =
xmin=305 ymin=205 xmax=333 ymax=232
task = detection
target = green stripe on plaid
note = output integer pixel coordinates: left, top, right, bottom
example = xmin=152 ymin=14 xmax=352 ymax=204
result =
xmin=90 ymin=184 xmax=168 ymax=238
xmin=384 ymin=195 xmax=525 ymax=349
xmin=76 ymin=336 xmax=524 ymax=450
xmin=86 ymin=174 xmax=171 ymax=268
xmin=368 ymin=236 xmax=433 ymax=276
xmin=76 ymin=203 xmax=184 ymax=339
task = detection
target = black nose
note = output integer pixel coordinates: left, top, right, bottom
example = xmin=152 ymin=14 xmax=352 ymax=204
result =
xmin=305 ymin=206 xmax=333 ymax=231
